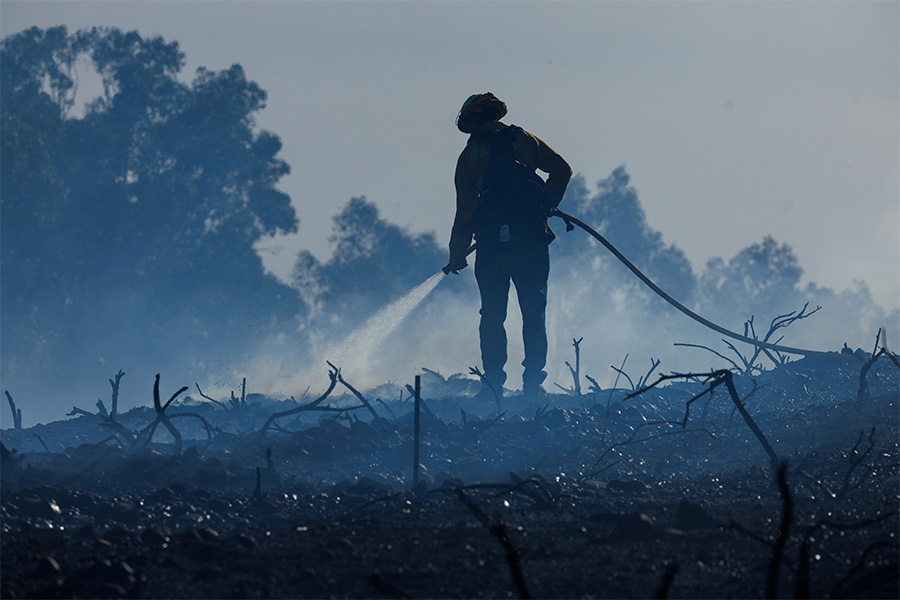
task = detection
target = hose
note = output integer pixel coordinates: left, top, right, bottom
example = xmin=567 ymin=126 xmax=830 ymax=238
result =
xmin=549 ymin=208 xmax=840 ymax=359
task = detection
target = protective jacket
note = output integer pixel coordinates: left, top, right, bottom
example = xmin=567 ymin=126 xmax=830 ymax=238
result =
xmin=449 ymin=121 xmax=572 ymax=264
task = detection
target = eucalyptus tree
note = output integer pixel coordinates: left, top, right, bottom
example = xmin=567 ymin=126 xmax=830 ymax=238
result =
xmin=1 ymin=26 xmax=303 ymax=403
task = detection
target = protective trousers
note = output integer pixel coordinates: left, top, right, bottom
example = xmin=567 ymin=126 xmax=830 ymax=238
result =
xmin=474 ymin=238 xmax=550 ymax=392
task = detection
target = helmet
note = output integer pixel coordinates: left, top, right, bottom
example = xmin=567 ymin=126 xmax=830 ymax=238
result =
xmin=456 ymin=92 xmax=508 ymax=133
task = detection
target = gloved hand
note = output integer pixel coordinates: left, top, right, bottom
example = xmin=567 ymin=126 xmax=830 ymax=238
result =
xmin=443 ymin=253 xmax=469 ymax=275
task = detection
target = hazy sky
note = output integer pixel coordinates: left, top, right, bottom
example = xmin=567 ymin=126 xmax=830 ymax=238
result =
xmin=3 ymin=0 xmax=898 ymax=311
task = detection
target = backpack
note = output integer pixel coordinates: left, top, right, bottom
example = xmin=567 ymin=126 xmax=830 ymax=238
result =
xmin=467 ymin=125 xmax=548 ymax=244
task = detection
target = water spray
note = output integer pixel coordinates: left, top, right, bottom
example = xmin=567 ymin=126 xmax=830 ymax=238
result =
xmin=324 ymin=271 xmax=447 ymax=374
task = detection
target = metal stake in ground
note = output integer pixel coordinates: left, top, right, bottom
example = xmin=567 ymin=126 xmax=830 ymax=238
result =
xmin=413 ymin=374 xmax=421 ymax=486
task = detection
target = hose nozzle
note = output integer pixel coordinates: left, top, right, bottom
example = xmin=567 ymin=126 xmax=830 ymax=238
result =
xmin=442 ymin=243 xmax=478 ymax=275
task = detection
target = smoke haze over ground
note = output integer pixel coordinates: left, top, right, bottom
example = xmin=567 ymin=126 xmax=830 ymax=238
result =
xmin=1 ymin=26 xmax=897 ymax=426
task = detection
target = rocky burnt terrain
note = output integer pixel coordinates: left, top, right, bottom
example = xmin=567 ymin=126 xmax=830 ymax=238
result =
xmin=2 ymin=353 xmax=898 ymax=599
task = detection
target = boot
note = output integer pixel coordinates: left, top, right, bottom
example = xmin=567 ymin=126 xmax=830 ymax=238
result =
xmin=522 ymin=382 xmax=547 ymax=400
xmin=522 ymin=369 xmax=548 ymax=400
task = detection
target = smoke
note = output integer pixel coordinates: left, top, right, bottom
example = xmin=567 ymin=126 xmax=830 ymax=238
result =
xmin=4 ymin=166 xmax=896 ymax=426
xmin=255 ymin=167 xmax=898 ymax=401
xmin=248 ymin=271 xmax=450 ymax=397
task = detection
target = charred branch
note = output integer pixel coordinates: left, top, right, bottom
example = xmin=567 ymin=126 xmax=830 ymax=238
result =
xmin=584 ymin=374 xmax=601 ymax=395
xmin=858 ymin=329 xmax=899 ymax=402
xmin=226 ymin=378 xmax=249 ymax=410
xmin=91 ymin=369 xmax=126 ymax=422
xmin=857 ymin=351 xmax=884 ymax=403
xmin=68 ymin=371 xmax=127 ymax=427
xmin=752 ymin=304 xmax=821 ymax=369
xmin=98 ymin=418 xmax=139 ymax=448
xmin=140 ymin=374 xmax=188 ymax=455
xmin=724 ymin=380 xmax=766 ymax=435
xmin=257 ymin=365 xmax=339 ymax=440
xmin=5 ymin=390 xmax=22 ymax=430
xmin=108 ymin=369 xmax=124 ymax=421
xmin=167 ymin=412 xmax=215 ymax=445
xmin=637 ymin=358 xmax=662 ymax=390
xmin=654 ymin=563 xmax=678 ymax=599
xmin=67 ymin=406 xmax=96 ymax=419
xmin=627 ymin=370 xmax=779 ymax=472
xmin=554 ymin=337 xmax=584 ymax=395
xmin=610 ymin=364 xmax=636 ymax=391
xmin=608 ymin=355 xmax=660 ymax=392
xmin=32 ymin=433 xmax=50 ymax=453
xmin=678 ymin=304 xmax=820 ymax=374
xmin=413 ymin=375 xmax=421 ymax=486
xmin=253 ymin=466 xmax=262 ymax=499
xmin=335 ymin=368 xmax=379 ymax=420
xmin=194 ymin=383 xmax=227 ymax=410
xmin=95 ymin=398 xmax=109 ymax=418
xmin=674 ymin=343 xmax=742 ymax=372
xmin=271 ymin=422 xmax=292 ymax=435
xmin=767 ymin=461 xmax=792 ymax=600
xmin=455 ymin=489 xmax=531 ymax=599
xmin=721 ymin=371 xmax=780 ymax=473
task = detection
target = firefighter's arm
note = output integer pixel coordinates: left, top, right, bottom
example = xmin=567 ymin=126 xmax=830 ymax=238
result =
xmin=522 ymin=130 xmax=572 ymax=209
xmin=448 ymin=154 xmax=476 ymax=272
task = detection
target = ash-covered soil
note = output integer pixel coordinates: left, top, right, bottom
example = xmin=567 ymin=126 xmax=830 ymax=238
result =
xmin=2 ymin=354 xmax=898 ymax=599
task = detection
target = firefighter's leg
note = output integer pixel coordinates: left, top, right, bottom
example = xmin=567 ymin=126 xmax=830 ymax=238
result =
xmin=475 ymin=244 xmax=510 ymax=390
xmin=512 ymin=240 xmax=550 ymax=393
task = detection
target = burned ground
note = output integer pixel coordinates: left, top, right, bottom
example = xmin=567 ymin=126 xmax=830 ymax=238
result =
xmin=1 ymin=354 xmax=898 ymax=599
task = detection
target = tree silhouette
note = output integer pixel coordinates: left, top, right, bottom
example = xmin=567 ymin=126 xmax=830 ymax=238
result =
xmin=554 ymin=167 xmax=697 ymax=305
xmin=1 ymin=26 xmax=304 ymax=397
xmin=698 ymin=236 xmax=804 ymax=320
